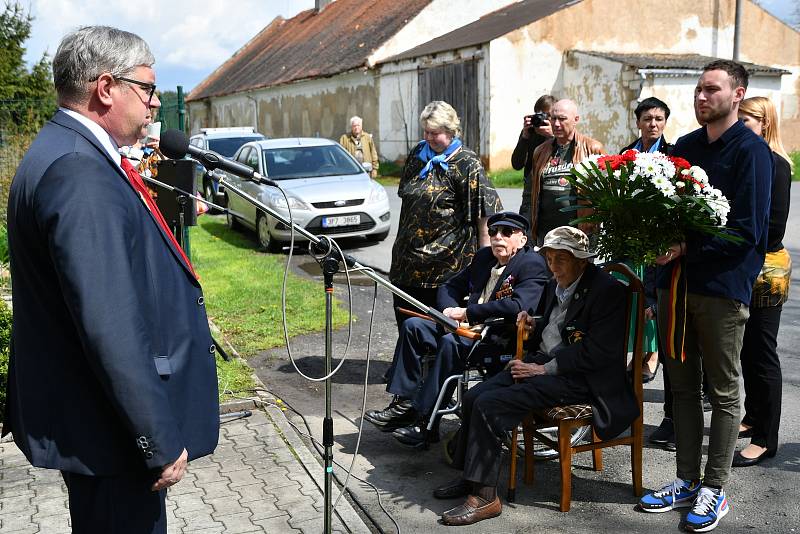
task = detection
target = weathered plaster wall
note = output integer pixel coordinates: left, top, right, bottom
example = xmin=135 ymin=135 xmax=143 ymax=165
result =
xmin=561 ymin=52 xmax=643 ymax=153
xmin=369 ymin=0 xmax=521 ymax=64
xmin=486 ymin=33 xmax=563 ymax=171
xmin=187 ymin=71 xmax=380 ymax=148
xmin=378 ymin=46 xmax=489 ymax=163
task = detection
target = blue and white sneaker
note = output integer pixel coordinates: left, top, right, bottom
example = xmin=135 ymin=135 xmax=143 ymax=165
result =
xmin=638 ymin=478 xmax=701 ymax=512
xmin=684 ymin=487 xmax=730 ymax=532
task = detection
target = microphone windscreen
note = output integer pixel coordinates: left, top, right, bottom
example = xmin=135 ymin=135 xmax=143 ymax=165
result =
xmin=160 ymin=129 xmax=190 ymax=160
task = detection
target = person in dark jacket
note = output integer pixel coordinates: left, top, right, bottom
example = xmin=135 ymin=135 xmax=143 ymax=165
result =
xmin=733 ymin=96 xmax=793 ymax=467
xmin=620 ymin=96 xmax=678 ymax=449
xmin=620 ymin=97 xmax=675 ymax=155
xmin=512 ymin=94 xmax=556 ymax=225
xmin=2 ymin=27 xmax=218 ymax=534
xmin=433 ymin=226 xmax=638 ymax=526
xmin=366 ymin=212 xmax=548 ymax=447
xmin=641 ymin=60 xmax=772 ymax=533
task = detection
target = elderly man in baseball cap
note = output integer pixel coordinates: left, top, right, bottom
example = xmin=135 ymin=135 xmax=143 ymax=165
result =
xmin=434 ymin=226 xmax=639 ymax=526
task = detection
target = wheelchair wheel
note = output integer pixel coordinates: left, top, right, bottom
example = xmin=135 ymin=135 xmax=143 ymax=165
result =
xmin=508 ymin=425 xmax=591 ymax=460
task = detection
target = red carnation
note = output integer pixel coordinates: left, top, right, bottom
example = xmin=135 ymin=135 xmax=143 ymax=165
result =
xmin=669 ymin=156 xmax=691 ymax=170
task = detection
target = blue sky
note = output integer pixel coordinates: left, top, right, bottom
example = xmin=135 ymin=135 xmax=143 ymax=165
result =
xmin=23 ymin=0 xmax=796 ymax=93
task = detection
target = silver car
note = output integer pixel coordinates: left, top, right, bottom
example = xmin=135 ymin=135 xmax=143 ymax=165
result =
xmin=222 ymin=138 xmax=391 ymax=252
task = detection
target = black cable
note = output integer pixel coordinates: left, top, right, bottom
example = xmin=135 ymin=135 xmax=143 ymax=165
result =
xmin=229 ymin=388 xmax=398 ymax=534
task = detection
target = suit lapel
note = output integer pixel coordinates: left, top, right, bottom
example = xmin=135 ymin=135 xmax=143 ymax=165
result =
xmin=562 ymin=264 xmax=597 ymax=327
xmin=51 ymin=111 xmax=196 ymax=279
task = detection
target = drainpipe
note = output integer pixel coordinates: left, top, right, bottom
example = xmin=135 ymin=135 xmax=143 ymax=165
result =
xmin=315 ymin=0 xmax=332 ymax=12
xmin=733 ymin=0 xmax=742 ymax=60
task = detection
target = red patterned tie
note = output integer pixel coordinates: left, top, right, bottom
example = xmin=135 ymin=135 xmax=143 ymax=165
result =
xmin=120 ymin=157 xmax=198 ymax=280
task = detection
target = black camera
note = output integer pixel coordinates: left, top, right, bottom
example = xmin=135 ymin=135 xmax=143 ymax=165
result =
xmin=528 ymin=112 xmax=549 ymax=127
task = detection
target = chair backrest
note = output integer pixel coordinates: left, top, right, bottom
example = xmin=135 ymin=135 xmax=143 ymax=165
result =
xmin=602 ymin=263 xmax=646 ymax=408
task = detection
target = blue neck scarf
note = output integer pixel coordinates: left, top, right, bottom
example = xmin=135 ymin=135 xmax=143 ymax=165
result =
xmin=634 ymin=136 xmax=662 ymax=153
xmin=417 ymin=138 xmax=462 ymax=178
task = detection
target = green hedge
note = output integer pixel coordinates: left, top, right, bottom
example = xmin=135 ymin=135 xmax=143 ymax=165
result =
xmin=0 ymin=300 xmax=11 ymax=417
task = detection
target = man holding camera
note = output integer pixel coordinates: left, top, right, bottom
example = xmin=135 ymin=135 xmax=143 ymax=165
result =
xmin=511 ymin=95 xmax=555 ymax=227
xmin=528 ymin=99 xmax=604 ymax=245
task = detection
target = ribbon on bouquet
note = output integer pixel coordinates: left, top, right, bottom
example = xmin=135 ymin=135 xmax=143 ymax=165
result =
xmin=664 ymin=257 xmax=687 ymax=362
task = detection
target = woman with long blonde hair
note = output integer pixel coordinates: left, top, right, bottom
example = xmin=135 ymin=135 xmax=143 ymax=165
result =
xmin=734 ymin=96 xmax=793 ymax=466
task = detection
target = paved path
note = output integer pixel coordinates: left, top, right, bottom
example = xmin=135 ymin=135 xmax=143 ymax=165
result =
xmin=0 ymin=396 xmax=371 ymax=533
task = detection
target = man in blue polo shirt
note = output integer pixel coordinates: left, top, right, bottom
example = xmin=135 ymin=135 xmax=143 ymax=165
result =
xmin=639 ymin=60 xmax=772 ymax=532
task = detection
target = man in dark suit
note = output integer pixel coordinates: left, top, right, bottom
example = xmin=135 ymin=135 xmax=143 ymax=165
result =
xmin=365 ymin=212 xmax=549 ymax=447
xmin=434 ymin=226 xmax=639 ymax=526
xmin=2 ymin=26 xmax=219 ymax=534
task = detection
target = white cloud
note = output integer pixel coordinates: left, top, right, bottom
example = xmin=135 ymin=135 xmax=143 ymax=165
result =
xmin=23 ymin=0 xmax=314 ymax=87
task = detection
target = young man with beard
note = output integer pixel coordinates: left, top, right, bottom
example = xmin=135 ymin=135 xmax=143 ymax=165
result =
xmin=639 ymin=60 xmax=773 ymax=533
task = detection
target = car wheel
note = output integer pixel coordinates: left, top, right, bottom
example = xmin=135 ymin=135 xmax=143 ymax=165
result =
xmin=204 ymin=182 xmax=218 ymax=214
xmin=225 ymin=196 xmax=239 ymax=230
xmin=257 ymin=212 xmax=280 ymax=252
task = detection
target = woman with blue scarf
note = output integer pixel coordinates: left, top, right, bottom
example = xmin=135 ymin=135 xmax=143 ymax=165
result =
xmin=389 ymin=100 xmax=503 ymax=330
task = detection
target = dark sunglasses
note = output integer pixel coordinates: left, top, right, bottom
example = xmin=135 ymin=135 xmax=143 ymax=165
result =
xmin=488 ymin=225 xmax=518 ymax=237
xmin=114 ymin=75 xmax=157 ymax=106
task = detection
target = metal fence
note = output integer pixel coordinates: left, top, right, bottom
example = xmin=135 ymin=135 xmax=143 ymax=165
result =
xmin=157 ymin=86 xmax=186 ymax=132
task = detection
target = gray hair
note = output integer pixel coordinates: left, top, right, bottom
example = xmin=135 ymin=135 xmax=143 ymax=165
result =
xmin=53 ymin=26 xmax=155 ymax=105
xmin=419 ymin=101 xmax=461 ymax=138
xmin=349 ymin=116 xmax=362 ymax=126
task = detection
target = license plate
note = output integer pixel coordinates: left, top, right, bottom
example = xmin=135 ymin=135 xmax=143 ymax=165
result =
xmin=322 ymin=215 xmax=360 ymax=228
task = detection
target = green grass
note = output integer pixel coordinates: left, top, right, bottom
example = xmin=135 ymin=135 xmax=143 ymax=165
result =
xmin=791 ymin=151 xmax=800 ymax=180
xmin=191 ymin=217 xmax=347 ymax=357
xmin=190 ymin=217 xmax=348 ymax=401
xmin=488 ymin=167 xmax=525 ymax=188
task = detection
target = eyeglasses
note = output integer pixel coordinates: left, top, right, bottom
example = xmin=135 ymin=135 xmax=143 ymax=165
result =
xmin=488 ymin=226 xmax=518 ymax=238
xmin=114 ymin=75 xmax=157 ymax=107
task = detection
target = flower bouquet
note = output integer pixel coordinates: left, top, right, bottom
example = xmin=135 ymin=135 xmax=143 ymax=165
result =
xmin=565 ymin=150 xmax=733 ymax=265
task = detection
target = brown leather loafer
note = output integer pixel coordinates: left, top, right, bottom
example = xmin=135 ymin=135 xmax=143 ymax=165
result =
xmin=433 ymin=478 xmax=471 ymax=499
xmin=441 ymin=495 xmax=501 ymax=526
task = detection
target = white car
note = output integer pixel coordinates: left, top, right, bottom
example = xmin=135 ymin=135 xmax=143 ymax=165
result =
xmin=222 ymin=138 xmax=391 ymax=252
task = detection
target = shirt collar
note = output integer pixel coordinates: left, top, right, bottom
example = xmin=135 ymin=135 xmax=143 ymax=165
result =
xmin=60 ymin=107 xmax=122 ymax=166
xmin=702 ymin=119 xmax=744 ymax=146
xmin=555 ymin=272 xmax=583 ymax=305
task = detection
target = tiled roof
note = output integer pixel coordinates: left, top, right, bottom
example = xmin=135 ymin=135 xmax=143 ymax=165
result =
xmin=575 ymin=51 xmax=790 ymax=75
xmin=187 ymin=0 xmax=431 ymax=101
xmin=382 ymin=0 xmax=582 ymax=63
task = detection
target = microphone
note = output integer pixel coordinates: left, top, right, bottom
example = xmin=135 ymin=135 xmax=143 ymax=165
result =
xmin=160 ymin=129 xmax=279 ymax=187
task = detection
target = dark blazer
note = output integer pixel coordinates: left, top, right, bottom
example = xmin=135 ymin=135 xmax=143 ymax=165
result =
xmin=620 ymin=135 xmax=673 ymax=156
xmin=3 ymin=110 xmax=219 ymax=476
xmin=437 ymin=245 xmax=549 ymax=326
xmin=527 ymin=263 xmax=639 ymax=440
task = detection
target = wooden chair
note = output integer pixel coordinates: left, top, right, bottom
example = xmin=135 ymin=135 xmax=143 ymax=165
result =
xmin=506 ymin=263 xmax=645 ymax=511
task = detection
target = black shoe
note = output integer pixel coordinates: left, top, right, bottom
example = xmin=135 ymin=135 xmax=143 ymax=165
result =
xmin=392 ymin=424 xmax=439 ymax=448
xmin=642 ymin=358 xmax=660 ymax=384
xmin=364 ymin=397 xmax=418 ymax=431
xmin=702 ymin=395 xmax=712 ymax=412
xmin=649 ymin=418 xmax=676 ymax=451
xmin=433 ymin=477 xmax=471 ymax=499
xmin=732 ymin=447 xmax=776 ymax=467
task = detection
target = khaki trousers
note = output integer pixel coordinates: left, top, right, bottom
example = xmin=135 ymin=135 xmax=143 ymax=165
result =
xmin=657 ymin=290 xmax=749 ymax=487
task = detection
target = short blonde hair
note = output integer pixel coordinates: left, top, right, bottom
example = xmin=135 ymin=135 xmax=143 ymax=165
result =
xmin=419 ymin=101 xmax=461 ymax=138
xmin=739 ymin=96 xmax=792 ymax=168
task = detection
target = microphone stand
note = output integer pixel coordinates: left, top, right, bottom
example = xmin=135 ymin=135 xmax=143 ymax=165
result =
xmin=216 ymin=176 xmax=459 ymax=534
xmin=145 ymin=170 xmax=459 ymax=533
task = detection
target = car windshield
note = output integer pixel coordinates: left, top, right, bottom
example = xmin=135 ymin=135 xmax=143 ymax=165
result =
xmin=208 ymin=136 xmax=264 ymax=157
xmin=262 ymin=145 xmax=363 ymax=180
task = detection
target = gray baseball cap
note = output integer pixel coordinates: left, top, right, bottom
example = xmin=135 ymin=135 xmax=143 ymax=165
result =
xmin=539 ymin=226 xmax=596 ymax=259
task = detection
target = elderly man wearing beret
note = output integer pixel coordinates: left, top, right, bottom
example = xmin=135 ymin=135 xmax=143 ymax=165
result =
xmin=365 ymin=211 xmax=549 ymax=447
xmin=434 ymin=226 xmax=640 ymax=526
